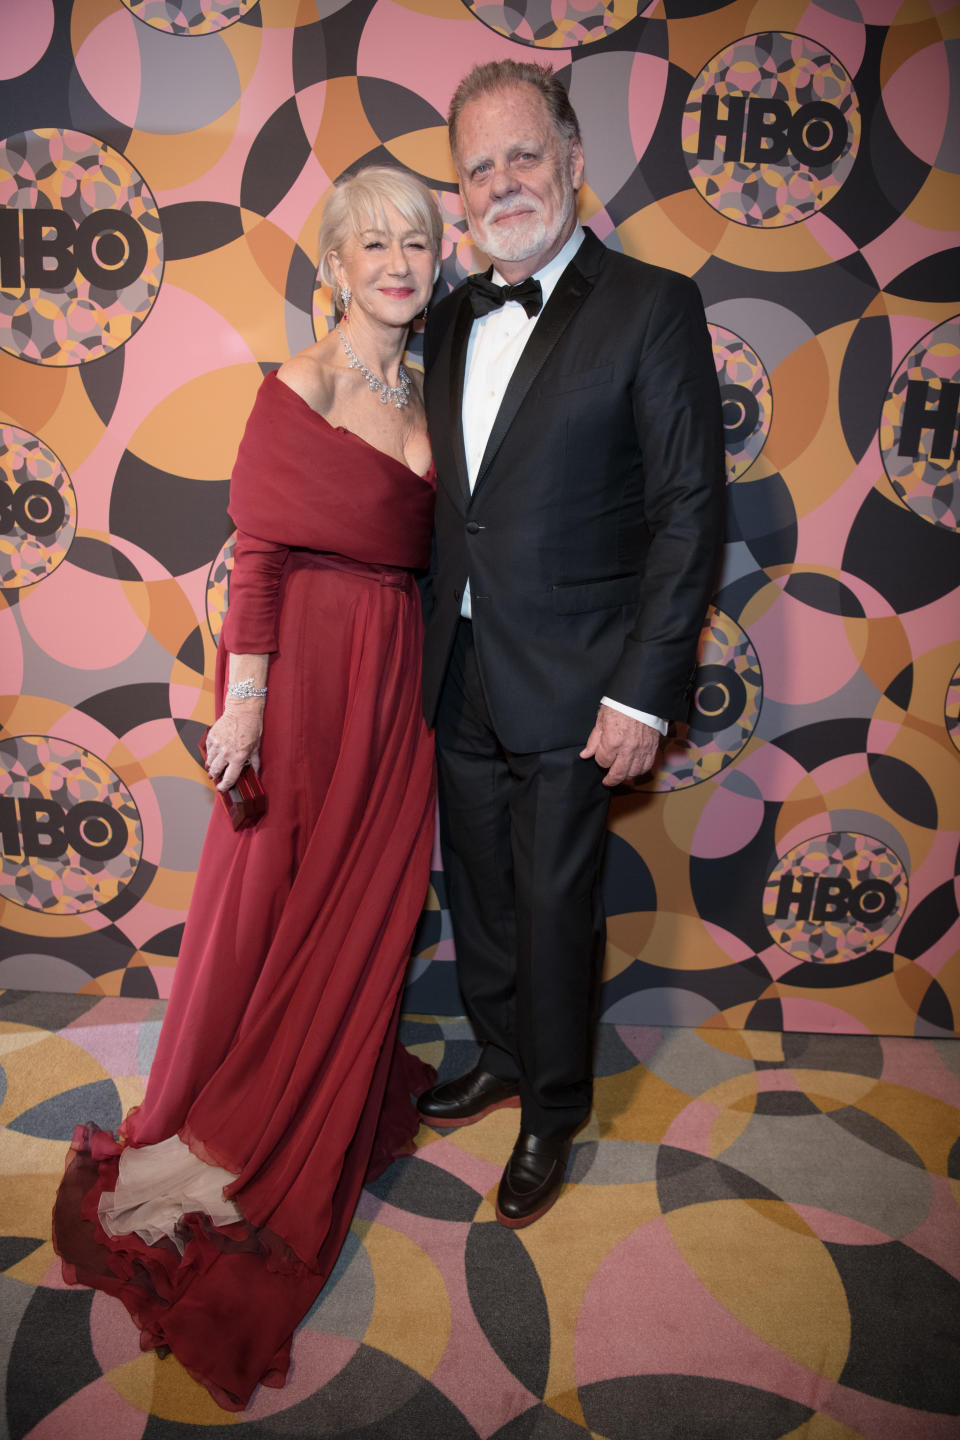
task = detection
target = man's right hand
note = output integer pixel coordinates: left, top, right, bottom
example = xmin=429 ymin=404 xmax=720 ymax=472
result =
xmin=580 ymin=705 xmax=660 ymax=788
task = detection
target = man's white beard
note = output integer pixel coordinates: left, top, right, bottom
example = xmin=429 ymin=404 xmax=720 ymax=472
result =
xmin=472 ymin=185 xmax=574 ymax=266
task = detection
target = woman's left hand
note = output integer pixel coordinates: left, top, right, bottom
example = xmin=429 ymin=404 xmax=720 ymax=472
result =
xmin=204 ymin=704 xmax=263 ymax=792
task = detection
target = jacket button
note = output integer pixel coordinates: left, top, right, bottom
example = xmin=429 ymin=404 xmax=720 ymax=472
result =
xmin=466 ymin=521 xmax=483 ymax=534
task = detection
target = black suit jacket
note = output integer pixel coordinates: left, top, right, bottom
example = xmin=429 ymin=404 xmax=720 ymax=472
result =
xmin=422 ymin=228 xmax=726 ymax=754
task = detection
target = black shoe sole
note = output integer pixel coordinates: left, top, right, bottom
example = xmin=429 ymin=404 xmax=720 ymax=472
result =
xmin=495 ymin=1182 xmax=564 ymax=1228
xmin=417 ymin=1094 xmax=521 ymax=1129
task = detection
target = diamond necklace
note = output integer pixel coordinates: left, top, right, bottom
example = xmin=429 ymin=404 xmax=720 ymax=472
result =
xmin=336 ymin=324 xmax=411 ymax=409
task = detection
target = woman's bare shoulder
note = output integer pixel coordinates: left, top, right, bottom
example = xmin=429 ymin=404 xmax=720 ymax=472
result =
xmin=275 ymin=341 xmax=338 ymax=415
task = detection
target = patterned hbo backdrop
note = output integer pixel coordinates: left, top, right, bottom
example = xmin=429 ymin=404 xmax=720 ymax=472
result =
xmin=0 ymin=0 xmax=957 ymax=1037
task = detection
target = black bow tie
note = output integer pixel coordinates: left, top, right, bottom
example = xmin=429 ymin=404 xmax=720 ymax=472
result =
xmin=467 ymin=272 xmax=543 ymax=319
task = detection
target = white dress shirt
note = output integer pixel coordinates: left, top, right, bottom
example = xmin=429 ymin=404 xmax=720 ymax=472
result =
xmin=460 ymin=226 xmax=667 ymax=737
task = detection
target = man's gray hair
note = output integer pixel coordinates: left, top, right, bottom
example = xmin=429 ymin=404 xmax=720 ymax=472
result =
xmin=448 ymin=60 xmax=581 ymax=164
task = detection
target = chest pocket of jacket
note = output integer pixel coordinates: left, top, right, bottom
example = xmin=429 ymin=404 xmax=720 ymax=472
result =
xmin=551 ymin=573 xmax=641 ymax=614
xmin=549 ymin=364 xmax=615 ymax=395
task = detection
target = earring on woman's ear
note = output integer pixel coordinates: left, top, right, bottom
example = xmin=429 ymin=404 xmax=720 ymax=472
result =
xmin=340 ymin=285 xmax=352 ymax=320
xmin=422 ymin=305 xmax=428 ymax=320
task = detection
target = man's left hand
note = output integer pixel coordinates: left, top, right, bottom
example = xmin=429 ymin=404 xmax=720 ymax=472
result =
xmin=580 ymin=705 xmax=661 ymax=788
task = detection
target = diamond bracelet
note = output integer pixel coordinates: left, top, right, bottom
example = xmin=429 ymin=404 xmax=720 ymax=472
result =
xmin=226 ymin=679 xmax=268 ymax=700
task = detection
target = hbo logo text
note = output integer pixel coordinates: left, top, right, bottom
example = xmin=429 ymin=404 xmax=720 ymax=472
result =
xmin=720 ymin=383 xmax=760 ymax=444
xmin=897 ymin=379 xmax=959 ymax=464
xmin=0 ymin=796 xmax=128 ymax=861
xmin=697 ymin=95 xmax=848 ymax=167
xmin=0 ymin=478 xmax=65 ymax=537
xmin=775 ymin=872 xmax=898 ymax=927
xmin=0 ymin=207 xmax=147 ymax=290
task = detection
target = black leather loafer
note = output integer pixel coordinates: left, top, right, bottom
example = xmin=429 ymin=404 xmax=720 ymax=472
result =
xmin=417 ymin=1065 xmax=521 ymax=1128
xmin=495 ymin=1131 xmax=571 ymax=1228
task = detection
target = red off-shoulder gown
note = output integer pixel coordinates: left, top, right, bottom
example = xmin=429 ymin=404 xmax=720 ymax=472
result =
xmin=53 ymin=373 xmax=438 ymax=1410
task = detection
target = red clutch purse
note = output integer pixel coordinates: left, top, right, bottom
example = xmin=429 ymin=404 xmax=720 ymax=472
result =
xmin=198 ymin=733 xmax=267 ymax=830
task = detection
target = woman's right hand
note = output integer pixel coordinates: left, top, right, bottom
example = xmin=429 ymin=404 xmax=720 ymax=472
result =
xmin=203 ymin=704 xmax=263 ymax=792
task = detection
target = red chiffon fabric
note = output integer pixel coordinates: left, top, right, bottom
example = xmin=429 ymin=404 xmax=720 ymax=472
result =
xmin=53 ymin=374 xmax=438 ymax=1410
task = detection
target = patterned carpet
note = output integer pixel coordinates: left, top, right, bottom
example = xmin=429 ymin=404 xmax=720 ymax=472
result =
xmin=2 ymin=988 xmax=959 ymax=1440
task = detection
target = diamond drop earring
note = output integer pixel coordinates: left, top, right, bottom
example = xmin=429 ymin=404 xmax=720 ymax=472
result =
xmin=339 ymin=285 xmax=352 ymax=320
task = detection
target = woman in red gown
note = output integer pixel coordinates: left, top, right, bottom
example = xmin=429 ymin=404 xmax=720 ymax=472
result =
xmin=53 ymin=167 xmax=444 ymax=1410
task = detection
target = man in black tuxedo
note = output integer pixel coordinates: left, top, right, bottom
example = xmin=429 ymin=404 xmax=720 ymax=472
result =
xmin=417 ymin=60 xmax=726 ymax=1227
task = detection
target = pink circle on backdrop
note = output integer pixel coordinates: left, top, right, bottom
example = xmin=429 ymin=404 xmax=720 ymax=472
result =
xmin=45 ymin=710 xmax=122 ymax=761
xmin=120 ymin=718 xmax=179 ymax=762
xmin=794 ymin=8 xmax=867 ymax=81
xmin=169 ymin=680 xmax=205 ymax=718
xmin=73 ymin=9 xmax=143 ymax=129
xmin=735 ymin=740 xmax=810 ymax=801
xmin=746 ymin=590 xmax=863 ymax=705
xmin=0 ymin=606 xmax=23 ymax=696
xmin=803 ymin=752 xmax=870 ymax=795
xmin=102 ymin=288 xmax=260 ymax=458
xmin=357 ymin=0 xmax=523 ymax=137
xmin=703 ymin=921 xmax=760 ymax=963
xmin=628 ymin=51 xmax=668 ymax=161
xmin=881 ymin=43 xmax=951 ymax=167
xmin=0 ymin=0 xmax=55 ymax=80
xmin=690 ymin=775 xmax=766 ymax=859
xmin=149 ymin=965 xmax=175 ymax=1000
xmin=18 ymin=564 xmax=147 ymax=669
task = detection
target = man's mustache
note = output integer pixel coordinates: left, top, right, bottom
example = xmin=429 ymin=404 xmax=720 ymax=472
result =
xmin=484 ymin=198 xmax=543 ymax=224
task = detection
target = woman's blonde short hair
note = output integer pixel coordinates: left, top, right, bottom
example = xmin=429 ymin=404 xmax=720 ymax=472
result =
xmin=318 ymin=166 xmax=443 ymax=313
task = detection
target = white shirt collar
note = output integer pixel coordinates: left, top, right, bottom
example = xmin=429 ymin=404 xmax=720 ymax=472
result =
xmin=490 ymin=224 xmax=585 ymax=308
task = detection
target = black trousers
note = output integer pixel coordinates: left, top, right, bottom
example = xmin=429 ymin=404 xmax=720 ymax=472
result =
xmin=435 ymin=619 xmax=612 ymax=1139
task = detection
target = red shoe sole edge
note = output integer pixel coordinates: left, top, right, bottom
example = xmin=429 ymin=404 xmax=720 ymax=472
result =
xmin=417 ymin=1094 xmax=521 ymax=1128
xmin=495 ymin=1184 xmax=564 ymax=1229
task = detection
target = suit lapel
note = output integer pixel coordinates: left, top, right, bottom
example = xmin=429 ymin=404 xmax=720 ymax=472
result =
xmin=472 ymin=236 xmax=600 ymax=497
xmin=446 ymin=293 xmax=474 ymax=503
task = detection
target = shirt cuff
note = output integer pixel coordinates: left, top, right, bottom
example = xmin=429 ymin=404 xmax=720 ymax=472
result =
xmin=601 ymin=697 xmax=669 ymax=735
